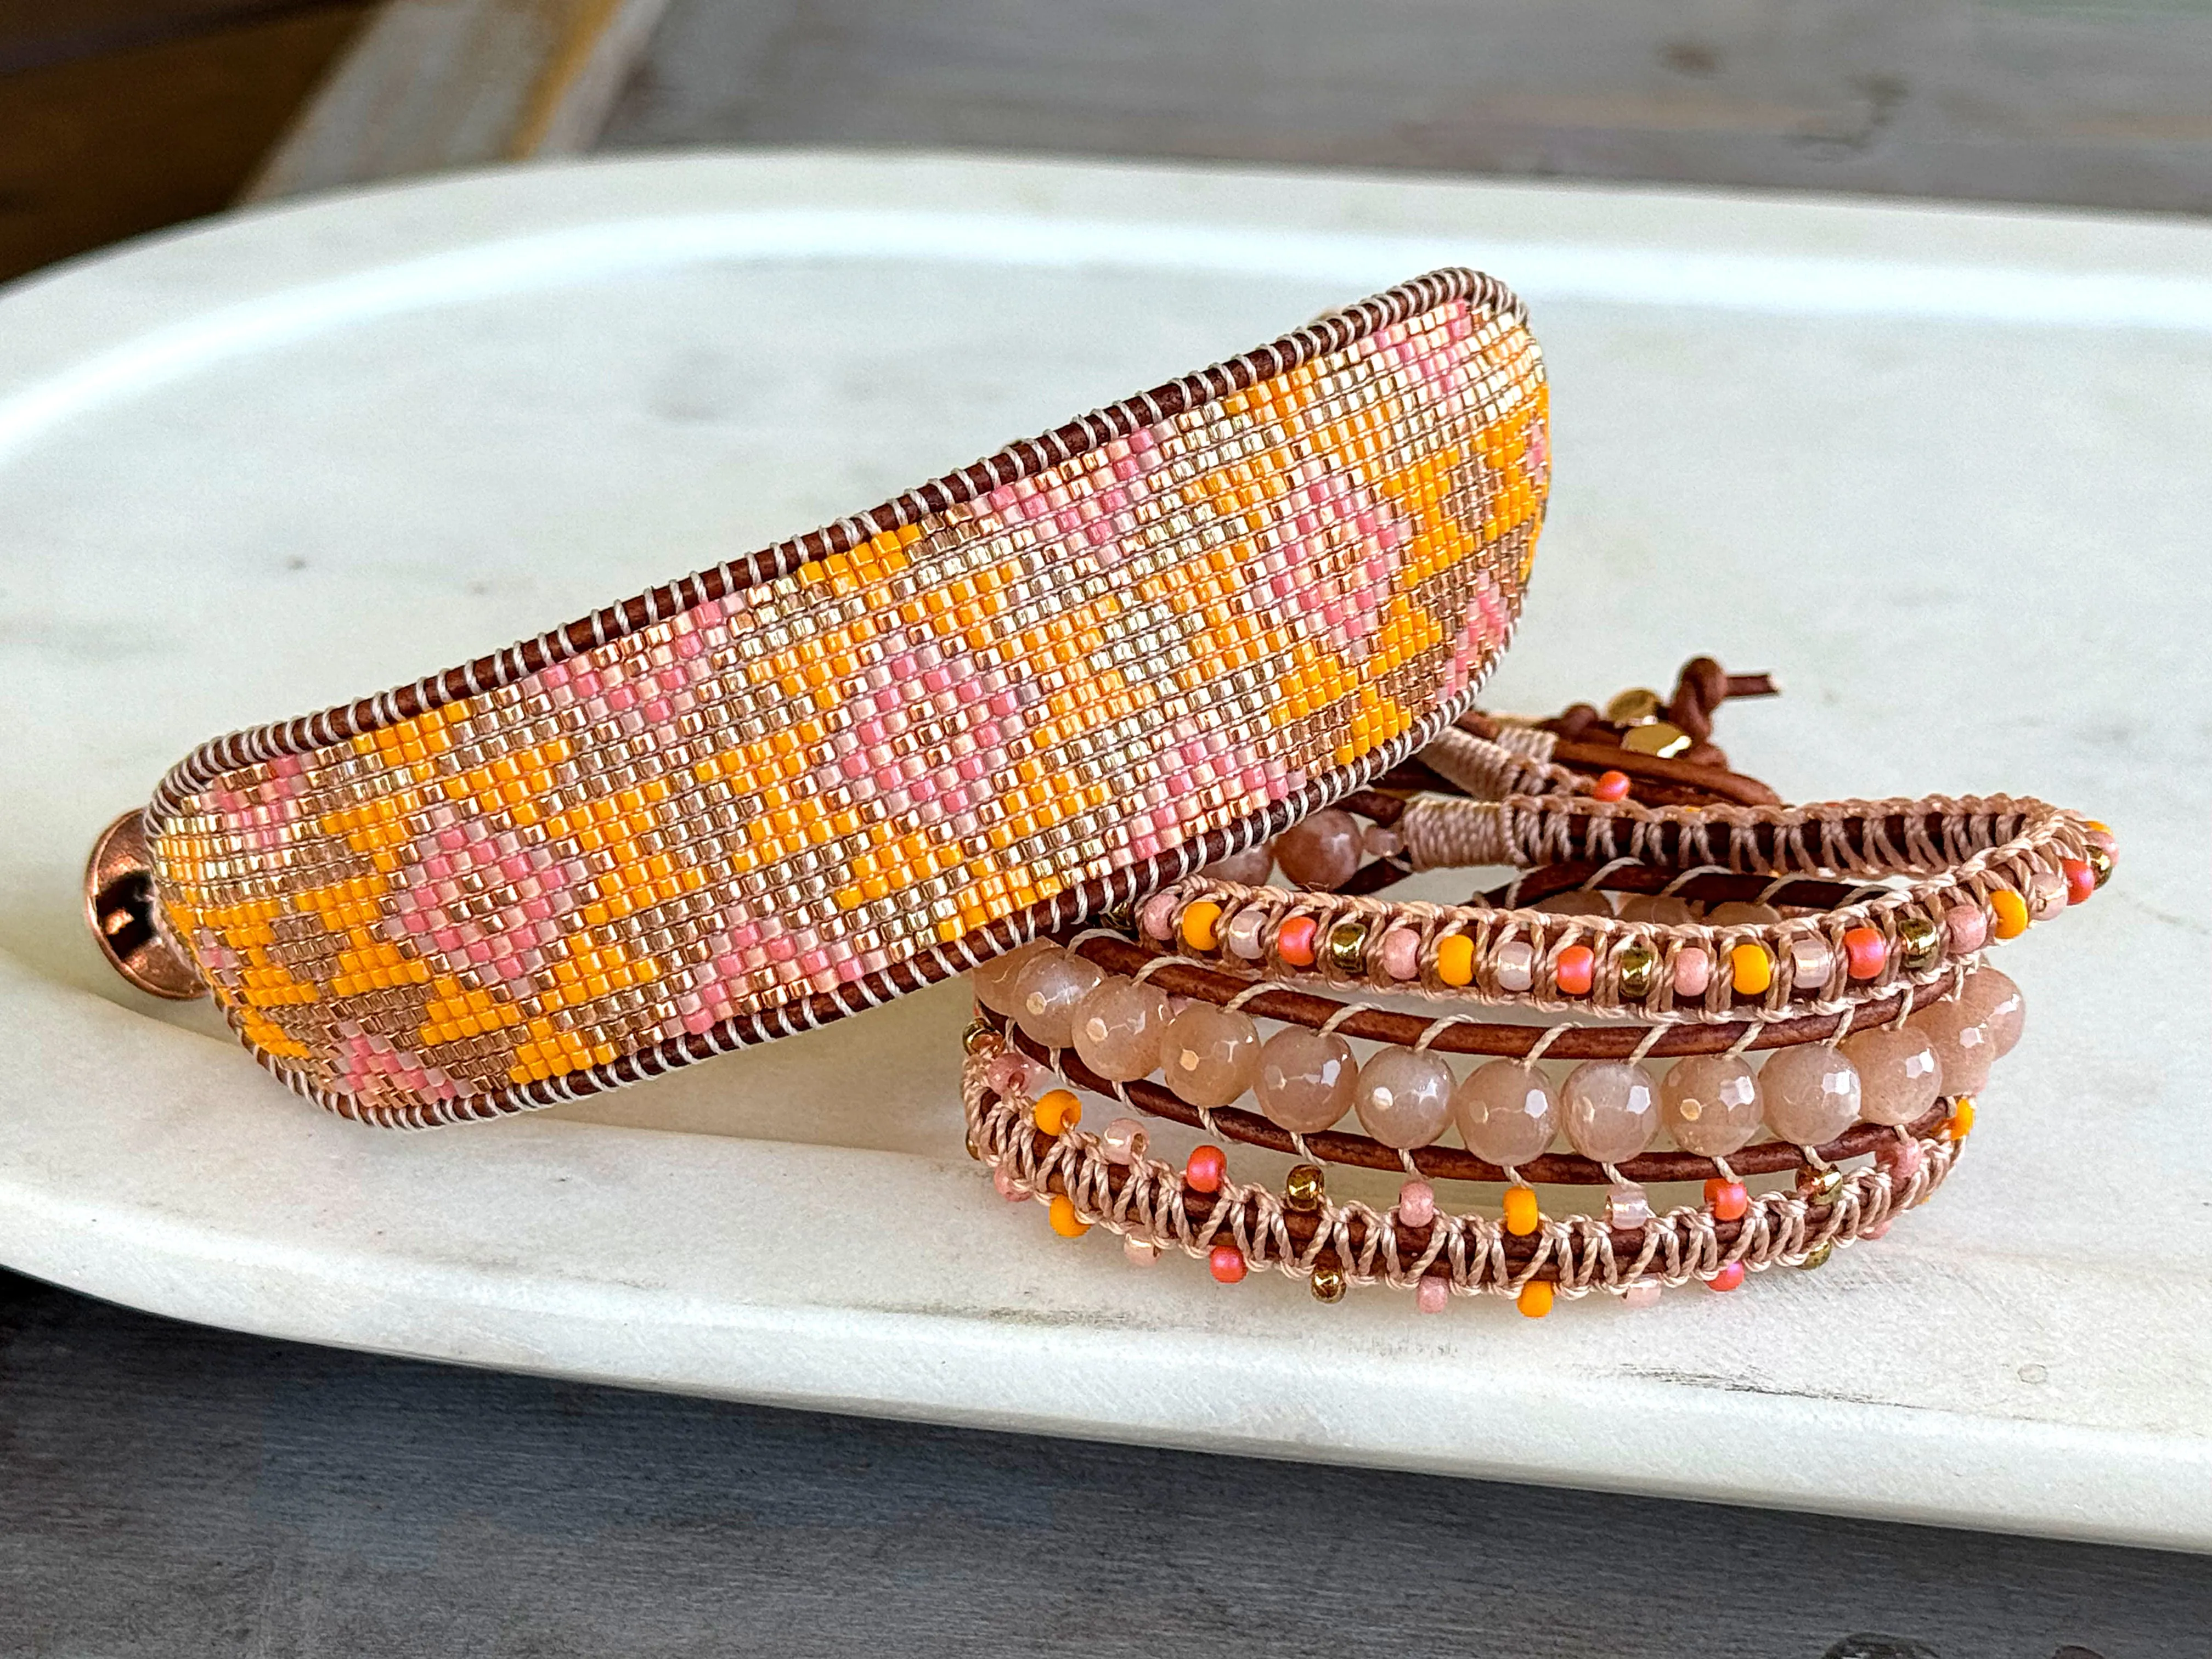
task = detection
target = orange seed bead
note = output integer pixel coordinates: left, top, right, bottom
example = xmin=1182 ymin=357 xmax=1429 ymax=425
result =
xmin=1503 ymin=1184 xmax=1540 ymax=1235
xmin=1048 ymin=1195 xmax=1089 ymax=1238
xmin=1990 ymin=889 xmax=2029 ymax=939
xmin=1729 ymin=941 xmax=1774 ymax=996
xmin=1435 ymin=933 xmax=1476 ymax=986
xmin=1181 ymin=900 xmax=1223 ymax=952
xmin=1517 ymin=1279 xmax=1554 ymax=1318
xmin=1033 ymin=1090 xmax=1081 ymax=1136
xmin=1948 ymin=1096 xmax=1977 ymax=1139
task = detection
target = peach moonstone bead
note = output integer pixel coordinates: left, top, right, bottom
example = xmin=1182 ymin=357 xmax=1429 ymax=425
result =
xmin=1910 ymin=996 xmax=1997 ymax=1094
xmin=1760 ymin=1043 xmax=1863 ymax=1145
xmin=1273 ymin=808 xmax=1362 ymax=889
xmin=1561 ymin=1060 xmax=1661 ymax=1164
xmin=1011 ymin=949 xmax=1105 ymax=1048
xmin=1070 ymin=976 xmax=1171 ymax=1082
xmin=1452 ymin=1060 xmax=1560 ymax=1167
xmin=972 ymin=939 xmax=1054 ymax=1015
xmin=1659 ymin=1053 xmax=1763 ymax=1158
xmin=1255 ymin=1026 xmax=1356 ymax=1133
xmin=1201 ymin=844 xmax=1274 ymax=885
xmin=1159 ymin=1004 xmax=1261 ymax=1108
xmin=1352 ymin=1049 xmax=1455 ymax=1149
xmin=1838 ymin=1025 xmax=1944 ymax=1127
xmin=1958 ymin=967 xmax=2026 ymax=1059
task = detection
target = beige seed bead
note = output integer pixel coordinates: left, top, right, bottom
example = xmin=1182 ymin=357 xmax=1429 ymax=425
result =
xmin=1958 ymin=967 xmax=2026 ymax=1059
xmin=1274 ymin=809 xmax=1362 ymax=889
xmin=1561 ymin=1061 xmax=1661 ymax=1164
xmin=1255 ymin=1027 xmax=1356 ymax=1133
xmin=972 ymin=939 xmax=1054 ymax=1015
xmin=1452 ymin=1060 xmax=1560 ymax=1167
xmin=1910 ymin=997 xmax=1996 ymax=1094
xmin=1760 ymin=1044 xmax=1863 ymax=1146
xmin=1352 ymin=1049 xmax=1455 ymax=1149
xmin=1011 ymin=949 xmax=1104 ymax=1049
xmin=1159 ymin=1004 xmax=1262 ymax=1109
xmin=1659 ymin=1053 xmax=1763 ymax=1158
xmin=1070 ymin=975 xmax=1171 ymax=1082
xmin=1838 ymin=1025 xmax=1944 ymax=1127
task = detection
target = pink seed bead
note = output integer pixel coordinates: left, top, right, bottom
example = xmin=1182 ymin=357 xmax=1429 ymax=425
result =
xmin=1709 ymin=1261 xmax=1746 ymax=1293
xmin=1123 ymin=1237 xmax=1163 ymax=1266
xmin=1139 ymin=893 xmax=1178 ymax=940
xmin=1673 ymin=945 xmax=1711 ymax=997
xmin=1623 ymin=1281 xmax=1662 ymax=1310
xmin=1379 ymin=927 xmax=1423 ymax=981
xmin=1860 ymin=1218 xmax=1892 ymax=1240
xmin=1397 ymin=1178 xmax=1437 ymax=1228
xmin=992 ymin=1166 xmax=1024 ymax=1201
xmin=1102 ymin=1117 xmax=1148 ymax=1166
xmin=1945 ymin=903 xmax=1988 ymax=953
xmin=1416 ymin=1277 xmax=1450 ymax=1314
xmin=984 ymin=1053 xmax=1034 ymax=1097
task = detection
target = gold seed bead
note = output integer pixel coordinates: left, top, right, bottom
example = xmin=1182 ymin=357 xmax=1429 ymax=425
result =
xmin=2083 ymin=843 xmax=2113 ymax=889
xmin=1615 ymin=941 xmax=1659 ymax=999
xmin=1801 ymin=1240 xmax=1835 ymax=1271
xmin=1894 ymin=913 xmax=1943 ymax=973
xmin=1797 ymin=1164 xmax=1845 ymax=1203
xmin=1604 ymin=687 xmax=1663 ymax=725
xmin=961 ymin=1018 xmax=1001 ymax=1057
xmin=1310 ymin=1265 xmax=1347 ymax=1303
xmin=1621 ymin=720 xmax=1690 ymax=758
xmin=1324 ymin=917 xmax=1369 ymax=976
xmin=1285 ymin=1162 xmax=1326 ymax=1212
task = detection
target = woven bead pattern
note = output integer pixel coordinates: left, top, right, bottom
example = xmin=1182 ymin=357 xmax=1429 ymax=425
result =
xmin=144 ymin=270 xmax=1548 ymax=1124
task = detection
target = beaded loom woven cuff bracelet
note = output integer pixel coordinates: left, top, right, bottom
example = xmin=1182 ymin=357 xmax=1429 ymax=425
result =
xmin=85 ymin=269 xmax=1549 ymax=1126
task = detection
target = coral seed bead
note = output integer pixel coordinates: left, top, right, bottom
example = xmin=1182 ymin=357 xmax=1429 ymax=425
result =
xmin=1704 ymin=1177 xmax=1749 ymax=1222
xmin=1276 ymin=916 xmax=1318 ymax=967
xmin=1184 ymin=1144 xmax=1227 ymax=1193
xmin=2062 ymin=859 xmax=2096 ymax=905
xmin=1503 ymin=1185 xmax=1541 ymax=1236
xmin=1708 ymin=1261 xmax=1746 ymax=1293
xmin=1555 ymin=944 xmax=1596 ymax=995
xmin=1990 ymin=888 xmax=2029 ymax=939
xmin=1032 ymin=1089 xmax=1081 ymax=1136
xmin=1048 ymin=1195 xmax=1088 ymax=1238
xmin=1729 ymin=941 xmax=1775 ymax=996
xmin=1180 ymin=900 xmax=1223 ymax=952
xmin=1517 ymin=1280 xmax=1555 ymax=1318
xmin=1209 ymin=1244 xmax=1248 ymax=1283
xmin=1592 ymin=770 xmax=1632 ymax=803
xmin=1842 ymin=927 xmax=1888 ymax=980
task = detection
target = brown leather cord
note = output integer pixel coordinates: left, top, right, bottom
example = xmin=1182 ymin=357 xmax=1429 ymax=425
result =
xmin=980 ymin=1004 xmax=1949 ymax=1184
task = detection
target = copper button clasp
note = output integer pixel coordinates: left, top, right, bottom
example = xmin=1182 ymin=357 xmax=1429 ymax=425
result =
xmin=84 ymin=810 xmax=206 ymax=1000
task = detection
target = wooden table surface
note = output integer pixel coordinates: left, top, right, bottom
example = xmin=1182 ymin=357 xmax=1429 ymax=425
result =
xmin=4 ymin=1267 xmax=2205 ymax=1657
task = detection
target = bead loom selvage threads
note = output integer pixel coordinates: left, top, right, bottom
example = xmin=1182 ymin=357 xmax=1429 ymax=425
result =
xmin=85 ymin=270 xmax=1550 ymax=1126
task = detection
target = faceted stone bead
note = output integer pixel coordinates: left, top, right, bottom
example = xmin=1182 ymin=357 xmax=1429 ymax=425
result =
xmin=1201 ymin=844 xmax=1274 ymax=886
xmin=1910 ymin=996 xmax=1997 ymax=1094
xmin=1452 ymin=1059 xmax=1560 ymax=1167
xmin=1760 ymin=1043 xmax=1863 ymax=1146
xmin=1706 ymin=901 xmax=1781 ymax=926
xmin=972 ymin=939 xmax=1054 ymax=1015
xmin=1255 ymin=1026 xmax=1356 ymax=1133
xmin=1617 ymin=895 xmax=1694 ymax=926
xmin=1011 ymin=949 xmax=1105 ymax=1048
xmin=1838 ymin=1025 xmax=1943 ymax=1127
xmin=1274 ymin=809 xmax=1362 ymax=889
xmin=1159 ymin=1004 xmax=1262 ymax=1108
xmin=1070 ymin=975 xmax=1171 ymax=1082
xmin=1536 ymin=890 xmax=1613 ymax=917
xmin=1958 ymin=967 xmax=2026 ymax=1059
xmin=1561 ymin=1061 xmax=1661 ymax=1164
xmin=1660 ymin=1053 xmax=1763 ymax=1158
xmin=1352 ymin=1049 xmax=1455 ymax=1149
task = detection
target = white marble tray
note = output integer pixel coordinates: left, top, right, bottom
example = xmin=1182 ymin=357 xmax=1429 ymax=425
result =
xmin=2 ymin=153 xmax=2204 ymax=1551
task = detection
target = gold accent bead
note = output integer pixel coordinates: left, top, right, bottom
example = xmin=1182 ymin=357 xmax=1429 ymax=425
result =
xmin=1324 ymin=917 xmax=1369 ymax=976
xmin=1604 ymin=687 xmax=1663 ymax=726
xmin=1797 ymin=1165 xmax=1845 ymax=1203
xmin=1285 ymin=1162 xmax=1326 ymax=1212
xmin=1615 ymin=941 xmax=1659 ymax=999
xmin=1893 ymin=913 xmax=1943 ymax=973
xmin=962 ymin=1018 xmax=1000 ymax=1056
xmin=1310 ymin=1265 xmax=1347 ymax=1303
xmin=1800 ymin=1240 xmax=1835 ymax=1271
xmin=2083 ymin=843 xmax=2113 ymax=889
xmin=1620 ymin=720 xmax=1691 ymax=759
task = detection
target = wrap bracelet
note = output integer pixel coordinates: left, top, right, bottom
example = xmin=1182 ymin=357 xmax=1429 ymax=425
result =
xmin=84 ymin=269 xmax=1549 ymax=1125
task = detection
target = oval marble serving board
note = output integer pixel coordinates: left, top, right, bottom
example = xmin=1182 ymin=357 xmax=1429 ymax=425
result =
xmin=1 ymin=151 xmax=2205 ymax=1550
